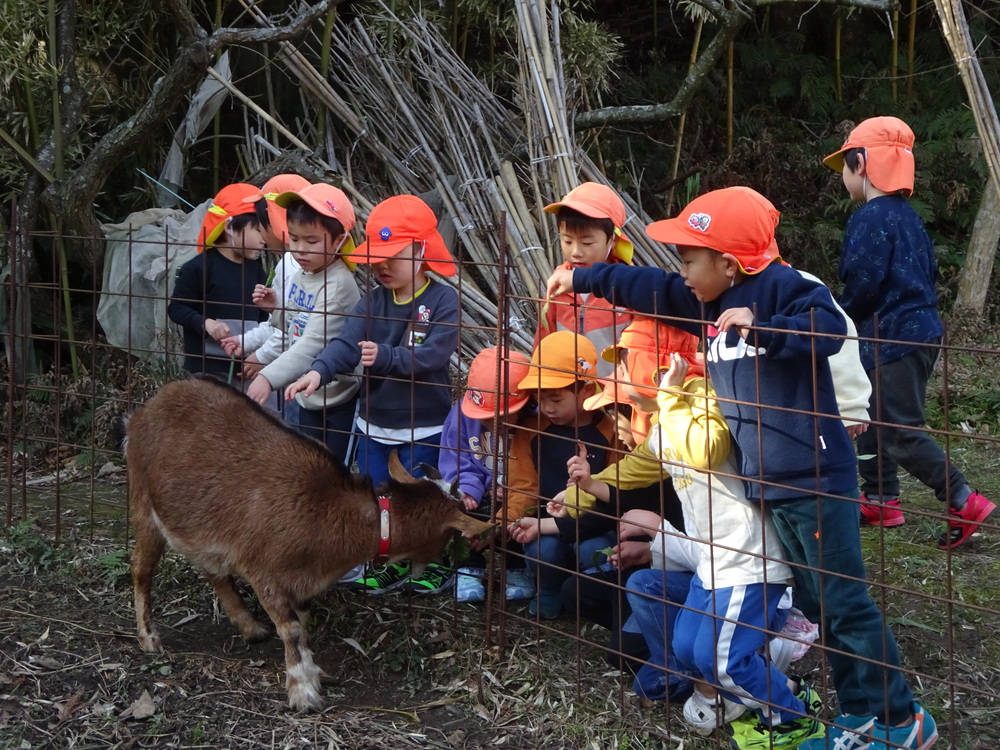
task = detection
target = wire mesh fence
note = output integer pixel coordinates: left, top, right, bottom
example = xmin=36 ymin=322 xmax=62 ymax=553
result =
xmin=3 ymin=223 xmax=999 ymax=749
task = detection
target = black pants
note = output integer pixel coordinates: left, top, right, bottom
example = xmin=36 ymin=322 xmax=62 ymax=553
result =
xmin=859 ymin=342 xmax=967 ymax=505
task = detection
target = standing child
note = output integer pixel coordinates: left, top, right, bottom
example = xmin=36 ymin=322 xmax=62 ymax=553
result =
xmin=538 ymin=182 xmax=634 ymax=378
xmin=286 ymin=194 xmax=460 ymax=594
xmin=545 ymin=186 xmax=938 ymax=750
xmin=232 ymin=183 xmax=362 ymax=462
xmin=505 ymin=331 xmax=619 ymax=619
xmin=823 ymin=116 xmax=995 ymax=548
xmin=438 ymin=347 xmax=533 ymax=602
xmin=168 ymin=183 xmax=268 ymax=380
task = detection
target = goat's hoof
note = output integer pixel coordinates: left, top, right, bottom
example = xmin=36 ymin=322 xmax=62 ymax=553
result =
xmin=240 ymin=621 xmax=271 ymax=643
xmin=138 ymin=632 xmax=163 ymax=653
xmin=288 ymin=682 xmax=324 ymax=713
xmin=317 ymin=668 xmax=337 ymax=685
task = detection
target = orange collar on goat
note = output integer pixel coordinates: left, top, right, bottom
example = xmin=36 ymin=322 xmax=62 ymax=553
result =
xmin=374 ymin=494 xmax=392 ymax=563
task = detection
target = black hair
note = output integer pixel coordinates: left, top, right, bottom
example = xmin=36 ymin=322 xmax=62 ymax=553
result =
xmin=843 ymin=147 xmax=866 ymax=173
xmin=285 ymin=199 xmax=345 ymax=241
xmin=556 ymin=206 xmax=615 ymax=241
xmin=228 ymin=213 xmax=260 ymax=233
xmin=613 ymin=401 xmax=633 ymax=419
xmin=254 ymin=197 xmax=271 ymax=229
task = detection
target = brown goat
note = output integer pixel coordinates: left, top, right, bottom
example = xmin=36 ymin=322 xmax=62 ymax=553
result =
xmin=126 ymin=376 xmax=491 ymax=712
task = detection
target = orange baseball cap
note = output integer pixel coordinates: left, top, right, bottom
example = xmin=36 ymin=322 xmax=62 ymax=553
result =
xmin=350 ymin=195 xmax=457 ymax=277
xmin=645 ymin=186 xmax=782 ymax=275
xmin=462 ymin=348 xmax=532 ymax=419
xmin=243 ymin=174 xmax=310 ymax=243
xmin=823 ymin=116 xmax=915 ymax=196
xmin=198 ymin=183 xmax=261 ymax=251
xmin=599 ymin=316 xmax=703 ymax=398
xmin=273 ymin=183 xmax=357 ymax=256
xmin=518 ymin=331 xmax=598 ymax=390
xmin=544 ymin=182 xmax=634 ymax=264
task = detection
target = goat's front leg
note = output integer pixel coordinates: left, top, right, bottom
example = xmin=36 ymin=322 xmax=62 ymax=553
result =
xmin=256 ymin=590 xmax=322 ymax=712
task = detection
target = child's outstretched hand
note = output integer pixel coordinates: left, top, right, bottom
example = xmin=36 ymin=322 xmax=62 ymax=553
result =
xmin=545 ymin=268 xmax=575 ymax=299
xmin=204 ymin=318 xmax=230 ymax=341
xmin=715 ymin=307 xmax=753 ymax=338
xmin=286 ymin=370 xmax=322 ymax=400
xmin=618 ymin=509 xmax=662 ymax=541
xmin=508 ymin=517 xmax=540 ymax=544
xmin=609 ymin=540 xmax=652 ymax=570
xmin=359 ymin=340 xmax=379 ymax=368
xmin=547 ymin=490 xmax=568 ymax=518
xmin=658 ymin=352 xmax=689 ymax=390
xmin=252 ymin=284 xmax=278 ymax=313
xmin=460 ymin=492 xmax=479 ymax=511
xmin=246 ymin=374 xmax=273 ymax=405
xmin=566 ymin=443 xmax=596 ymax=494
xmin=220 ymin=336 xmax=243 ymax=358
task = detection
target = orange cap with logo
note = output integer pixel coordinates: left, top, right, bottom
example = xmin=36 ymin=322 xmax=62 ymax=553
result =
xmin=242 ymin=174 xmax=310 ymax=243
xmin=518 ymin=331 xmax=598 ymax=390
xmin=273 ymin=183 xmax=358 ymax=261
xmin=544 ymin=182 xmax=634 ymax=264
xmin=350 ymin=195 xmax=457 ymax=277
xmin=198 ymin=183 xmax=261 ymax=251
xmin=823 ymin=116 xmax=915 ymax=196
xmin=645 ymin=186 xmax=782 ymax=275
xmin=462 ymin=348 xmax=531 ymax=419
xmin=599 ymin=316 xmax=703 ymax=399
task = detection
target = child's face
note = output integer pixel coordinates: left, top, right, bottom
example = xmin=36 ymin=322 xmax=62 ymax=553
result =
xmin=228 ymin=223 xmax=266 ymax=261
xmin=558 ymin=223 xmax=613 ymax=268
xmin=615 ymin=361 xmax=656 ymax=413
xmin=678 ymin=245 xmax=733 ymax=302
xmin=287 ymin=218 xmax=345 ymax=274
xmin=615 ymin=411 xmax=637 ymax=450
xmin=536 ymin=383 xmax=595 ymax=427
xmin=371 ymin=241 xmax=426 ymax=295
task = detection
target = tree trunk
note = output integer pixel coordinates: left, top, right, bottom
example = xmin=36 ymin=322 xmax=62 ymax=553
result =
xmin=954 ymin=177 xmax=1000 ymax=313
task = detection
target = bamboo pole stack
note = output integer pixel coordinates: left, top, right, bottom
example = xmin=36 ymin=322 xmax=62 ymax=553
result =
xmin=243 ymin=1 xmax=680 ymax=357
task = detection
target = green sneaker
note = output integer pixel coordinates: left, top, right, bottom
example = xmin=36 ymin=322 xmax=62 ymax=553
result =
xmin=729 ymin=682 xmax=824 ymax=749
xmin=404 ymin=562 xmax=455 ymax=595
xmin=350 ymin=561 xmax=411 ymax=594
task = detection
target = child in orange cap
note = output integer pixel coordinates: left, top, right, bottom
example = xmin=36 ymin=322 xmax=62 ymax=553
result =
xmin=438 ymin=347 xmax=533 ymax=602
xmin=545 ymin=185 xmax=937 ymax=750
xmin=537 ymin=182 xmax=634 ymax=377
xmin=505 ymin=331 xmax=620 ymax=619
xmin=286 ymin=194 xmax=460 ymax=595
xmin=825 ymin=116 xmax=995 ymax=551
xmin=168 ymin=183 xmax=268 ymax=379
xmin=223 ymin=182 xmax=362 ymax=462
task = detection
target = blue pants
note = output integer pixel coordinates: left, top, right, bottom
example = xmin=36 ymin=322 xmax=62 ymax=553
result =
xmin=523 ymin=531 xmax=616 ymax=598
xmin=768 ymin=492 xmax=914 ymax=724
xmin=673 ymin=578 xmax=800 ymax=724
xmin=355 ymin=431 xmax=442 ymax=487
xmin=625 ymin=567 xmax=696 ymax=702
xmin=296 ymin=398 xmax=358 ymax=465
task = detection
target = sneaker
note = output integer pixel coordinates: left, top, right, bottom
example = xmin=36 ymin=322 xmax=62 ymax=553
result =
xmin=404 ymin=562 xmax=455 ymax=595
xmin=939 ymin=491 xmax=995 ymax=550
xmin=505 ymin=568 xmax=536 ymax=601
xmin=684 ymin=690 xmax=747 ymax=736
xmin=337 ymin=563 xmax=367 ymax=584
xmin=868 ymin=702 xmax=938 ymax=750
xmin=729 ymin=681 xmax=824 ymax=749
xmin=349 ymin=561 xmax=411 ymax=594
xmin=527 ymin=593 xmax=562 ymax=619
xmin=860 ymin=495 xmax=906 ymax=527
xmin=455 ymin=567 xmax=486 ymax=602
xmin=799 ymin=713 xmax=875 ymax=750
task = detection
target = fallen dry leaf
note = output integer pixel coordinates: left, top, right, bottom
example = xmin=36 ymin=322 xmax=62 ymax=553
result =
xmin=119 ymin=690 xmax=156 ymax=721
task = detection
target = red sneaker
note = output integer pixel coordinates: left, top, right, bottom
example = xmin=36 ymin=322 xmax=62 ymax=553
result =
xmin=939 ymin=491 xmax=996 ymax=550
xmin=860 ymin=495 xmax=906 ymax=527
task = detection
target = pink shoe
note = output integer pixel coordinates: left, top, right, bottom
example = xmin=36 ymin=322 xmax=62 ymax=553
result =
xmin=860 ymin=495 xmax=905 ymax=527
xmin=939 ymin=491 xmax=996 ymax=550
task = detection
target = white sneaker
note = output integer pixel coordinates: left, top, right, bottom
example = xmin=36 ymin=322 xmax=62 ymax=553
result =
xmin=337 ymin=564 xmax=367 ymax=584
xmin=683 ymin=690 xmax=747 ymax=736
xmin=455 ymin=567 xmax=486 ymax=602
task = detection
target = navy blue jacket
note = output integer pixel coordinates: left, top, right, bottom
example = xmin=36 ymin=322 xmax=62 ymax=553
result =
xmin=574 ymin=262 xmax=857 ymax=501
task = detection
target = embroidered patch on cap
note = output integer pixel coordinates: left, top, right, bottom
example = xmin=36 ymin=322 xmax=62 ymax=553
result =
xmin=468 ymin=389 xmax=485 ymax=407
xmin=325 ymin=200 xmax=338 ymax=213
xmin=578 ymin=358 xmax=593 ymax=373
xmin=379 ymin=227 xmax=392 ymax=241
xmin=687 ymin=212 xmax=711 ymax=231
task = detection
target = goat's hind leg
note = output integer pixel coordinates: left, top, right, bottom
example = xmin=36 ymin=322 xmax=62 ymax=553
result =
xmin=132 ymin=528 xmax=166 ymax=653
xmin=204 ymin=573 xmax=271 ymax=643
xmin=256 ymin=589 xmax=323 ymax=712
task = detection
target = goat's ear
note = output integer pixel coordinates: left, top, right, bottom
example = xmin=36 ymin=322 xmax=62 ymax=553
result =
xmin=387 ymin=450 xmax=417 ymax=483
xmin=418 ymin=463 xmax=442 ymax=481
xmin=448 ymin=477 xmax=461 ymax=498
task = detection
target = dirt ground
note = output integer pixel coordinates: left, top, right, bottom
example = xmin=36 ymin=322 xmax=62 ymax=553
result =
xmin=3 ymin=482 xmax=1000 ymax=750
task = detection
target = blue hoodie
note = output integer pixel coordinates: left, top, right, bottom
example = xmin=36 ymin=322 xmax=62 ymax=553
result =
xmin=438 ymin=403 xmax=492 ymax=505
xmin=573 ymin=262 xmax=856 ymax=501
